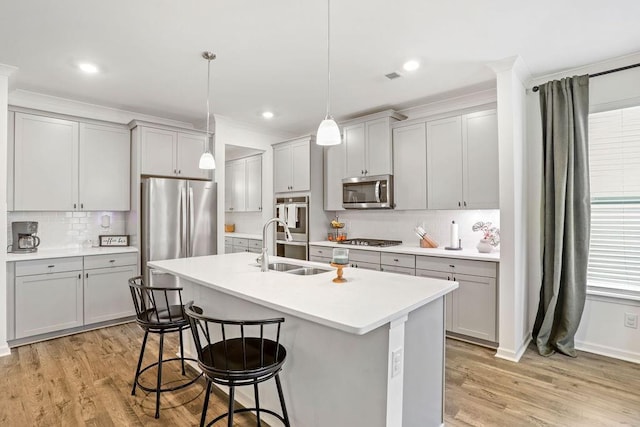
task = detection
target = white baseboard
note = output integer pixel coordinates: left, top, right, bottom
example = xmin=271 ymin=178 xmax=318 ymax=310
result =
xmin=495 ymin=335 xmax=532 ymax=363
xmin=576 ymin=340 xmax=640 ymax=364
xmin=0 ymin=343 xmax=11 ymax=358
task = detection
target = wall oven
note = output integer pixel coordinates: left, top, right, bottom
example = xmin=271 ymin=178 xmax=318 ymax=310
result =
xmin=342 ymin=174 xmax=394 ymax=209
xmin=275 ymin=195 xmax=309 ymax=260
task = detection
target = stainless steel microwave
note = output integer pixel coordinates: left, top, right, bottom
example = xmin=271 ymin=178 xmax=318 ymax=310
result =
xmin=342 ymin=174 xmax=394 ymax=209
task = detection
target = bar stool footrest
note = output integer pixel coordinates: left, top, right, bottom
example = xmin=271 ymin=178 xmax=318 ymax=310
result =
xmin=135 ymin=357 xmax=202 ymax=394
xmin=207 ymin=407 xmax=288 ymax=427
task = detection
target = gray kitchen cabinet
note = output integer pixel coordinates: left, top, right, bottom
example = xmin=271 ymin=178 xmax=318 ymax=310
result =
xmin=84 ymin=253 xmax=138 ymax=325
xmin=13 ymin=112 xmax=79 ymax=211
xmin=324 ymin=142 xmax=346 ymax=211
xmin=10 ymin=252 xmax=138 ymax=344
xmin=392 ymin=123 xmax=427 ymax=210
xmin=135 ymin=122 xmax=210 ymax=180
xmin=343 ymin=111 xmax=405 ymax=178
xmin=416 ymin=256 xmax=498 ymax=344
xmin=349 ymin=249 xmax=381 ymax=271
xmin=15 ymin=259 xmax=84 ymax=339
xmin=427 ymin=110 xmax=498 ymax=210
xmin=228 ymin=237 xmax=263 ymax=254
xmin=12 ymin=111 xmax=131 ymax=211
xmin=273 ymin=136 xmax=311 ymax=193
xmin=380 ymin=252 xmax=415 ymax=275
xmin=226 ymin=155 xmax=262 ymax=212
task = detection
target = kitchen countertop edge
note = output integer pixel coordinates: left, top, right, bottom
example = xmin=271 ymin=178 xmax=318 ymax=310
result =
xmin=6 ymin=246 xmax=139 ymax=262
xmin=310 ymin=241 xmax=500 ymax=262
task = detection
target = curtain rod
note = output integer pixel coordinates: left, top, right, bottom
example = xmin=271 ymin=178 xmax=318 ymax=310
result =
xmin=531 ymin=62 xmax=640 ymax=92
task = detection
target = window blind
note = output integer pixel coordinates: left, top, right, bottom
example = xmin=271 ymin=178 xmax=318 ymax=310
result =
xmin=588 ymin=106 xmax=640 ymax=292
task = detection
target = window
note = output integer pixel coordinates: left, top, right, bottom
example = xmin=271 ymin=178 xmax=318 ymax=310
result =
xmin=588 ymin=105 xmax=640 ymax=294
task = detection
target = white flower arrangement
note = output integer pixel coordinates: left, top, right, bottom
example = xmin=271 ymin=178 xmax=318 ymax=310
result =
xmin=472 ymin=221 xmax=500 ymax=246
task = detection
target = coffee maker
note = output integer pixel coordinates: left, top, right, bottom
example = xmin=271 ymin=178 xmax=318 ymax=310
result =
xmin=11 ymin=221 xmax=41 ymax=253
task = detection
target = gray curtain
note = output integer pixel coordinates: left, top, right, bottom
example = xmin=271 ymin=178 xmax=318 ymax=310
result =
xmin=532 ymin=75 xmax=590 ymax=357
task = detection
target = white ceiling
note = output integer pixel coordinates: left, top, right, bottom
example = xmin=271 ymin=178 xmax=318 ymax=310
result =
xmin=2 ymin=1 xmax=640 ymax=134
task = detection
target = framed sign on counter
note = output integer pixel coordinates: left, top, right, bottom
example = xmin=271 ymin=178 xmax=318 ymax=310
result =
xmin=99 ymin=235 xmax=130 ymax=247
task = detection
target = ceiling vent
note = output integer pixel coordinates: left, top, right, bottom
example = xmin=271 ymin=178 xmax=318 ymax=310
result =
xmin=385 ymin=72 xmax=402 ymax=80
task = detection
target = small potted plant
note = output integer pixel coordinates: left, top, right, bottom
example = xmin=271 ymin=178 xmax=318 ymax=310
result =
xmin=472 ymin=221 xmax=500 ymax=253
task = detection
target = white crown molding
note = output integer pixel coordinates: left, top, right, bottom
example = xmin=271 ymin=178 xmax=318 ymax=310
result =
xmin=0 ymin=63 xmax=18 ymax=78
xmin=397 ymin=88 xmax=497 ymax=122
xmin=8 ymin=89 xmax=194 ymax=128
xmin=488 ymin=55 xmax=532 ymax=84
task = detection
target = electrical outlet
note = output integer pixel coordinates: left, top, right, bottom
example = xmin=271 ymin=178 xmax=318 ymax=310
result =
xmin=391 ymin=348 xmax=403 ymax=378
xmin=624 ymin=313 xmax=638 ymax=329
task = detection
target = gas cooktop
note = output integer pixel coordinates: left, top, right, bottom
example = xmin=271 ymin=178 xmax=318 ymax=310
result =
xmin=338 ymin=238 xmax=402 ymax=247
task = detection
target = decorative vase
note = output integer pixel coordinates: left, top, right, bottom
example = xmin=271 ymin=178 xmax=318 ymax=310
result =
xmin=477 ymin=239 xmax=493 ymax=253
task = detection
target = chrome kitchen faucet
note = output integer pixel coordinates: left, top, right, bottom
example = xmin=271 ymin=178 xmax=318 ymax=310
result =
xmin=259 ymin=218 xmax=293 ymax=272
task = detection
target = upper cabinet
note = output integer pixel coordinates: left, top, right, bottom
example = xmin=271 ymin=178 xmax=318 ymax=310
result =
xmin=323 ymin=142 xmax=346 ymax=211
xmin=392 ymin=123 xmax=427 ymax=210
xmin=273 ymin=136 xmax=311 ymax=193
xmin=133 ymin=122 xmax=210 ymax=180
xmin=12 ymin=112 xmax=130 ymax=211
xmin=427 ymin=110 xmax=499 ymax=209
xmin=225 ymin=155 xmax=262 ymax=212
xmin=343 ymin=111 xmax=405 ymax=178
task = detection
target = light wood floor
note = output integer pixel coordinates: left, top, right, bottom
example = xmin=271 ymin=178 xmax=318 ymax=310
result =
xmin=0 ymin=323 xmax=638 ymax=426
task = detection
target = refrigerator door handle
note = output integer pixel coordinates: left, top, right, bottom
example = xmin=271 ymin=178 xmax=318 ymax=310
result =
xmin=189 ymin=186 xmax=195 ymax=258
xmin=180 ymin=187 xmax=187 ymax=258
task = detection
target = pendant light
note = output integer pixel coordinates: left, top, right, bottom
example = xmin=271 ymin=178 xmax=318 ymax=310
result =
xmin=199 ymin=51 xmax=216 ymax=170
xmin=316 ymin=0 xmax=341 ymax=146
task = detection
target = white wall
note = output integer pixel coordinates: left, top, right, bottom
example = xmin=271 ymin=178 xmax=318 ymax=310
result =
xmin=527 ymin=52 xmax=640 ymax=363
xmin=0 ymin=64 xmax=17 ymax=356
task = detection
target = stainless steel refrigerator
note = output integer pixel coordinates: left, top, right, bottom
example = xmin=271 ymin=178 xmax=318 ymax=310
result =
xmin=141 ymin=177 xmax=217 ymax=289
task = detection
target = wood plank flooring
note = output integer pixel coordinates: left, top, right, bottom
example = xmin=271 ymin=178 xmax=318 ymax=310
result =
xmin=0 ymin=323 xmax=638 ymax=426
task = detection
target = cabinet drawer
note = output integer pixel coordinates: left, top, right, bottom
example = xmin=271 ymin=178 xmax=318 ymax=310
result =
xmin=310 ymin=246 xmax=332 ymax=258
xmin=381 ymin=265 xmax=415 ymax=276
xmin=224 ymin=237 xmax=232 ymax=245
xmin=415 ymin=256 xmax=497 ymax=278
xmin=381 ymin=253 xmax=415 ymax=269
xmin=232 ymin=238 xmax=249 ymax=248
xmin=248 ymin=247 xmax=262 ymax=254
xmin=310 ymin=255 xmax=331 ymax=264
xmin=248 ymin=239 xmax=262 ymax=249
xmin=351 ymin=261 xmax=380 ymax=271
xmin=349 ymin=249 xmax=381 ymax=264
xmin=15 ymin=257 xmax=83 ymax=277
xmin=416 ymin=269 xmax=451 ymax=281
xmin=84 ymin=252 xmax=138 ymax=270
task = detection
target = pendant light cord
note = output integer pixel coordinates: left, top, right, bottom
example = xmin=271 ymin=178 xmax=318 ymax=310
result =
xmin=326 ymin=0 xmax=331 ymax=118
xmin=206 ymin=57 xmax=211 ymax=136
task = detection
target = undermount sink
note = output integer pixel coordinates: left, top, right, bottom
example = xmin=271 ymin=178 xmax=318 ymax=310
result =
xmin=267 ymin=262 xmax=332 ymax=276
xmin=287 ymin=267 xmax=332 ymax=276
xmin=268 ymin=262 xmax=303 ymax=272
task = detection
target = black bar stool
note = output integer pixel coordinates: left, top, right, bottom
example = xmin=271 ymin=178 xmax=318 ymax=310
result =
xmin=128 ymin=276 xmax=202 ymax=418
xmin=185 ymin=302 xmax=291 ymax=427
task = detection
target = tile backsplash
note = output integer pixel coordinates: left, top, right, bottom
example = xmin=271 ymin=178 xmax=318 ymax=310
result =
xmin=7 ymin=211 xmax=127 ymax=249
xmin=330 ymin=209 xmax=500 ymax=250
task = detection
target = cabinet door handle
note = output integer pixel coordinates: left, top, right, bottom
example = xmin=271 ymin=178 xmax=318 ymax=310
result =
xmin=86 ymin=273 xmax=89 ymax=278
xmin=48 ymin=265 xmax=55 ymax=268
xmin=458 ymin=201 xmax=461 ymax=207
xmin=174 ymin=169 xmax=177 ymax=174
xmin=361 ymin=170 xmax=364 ymax=175
xmin=109 ymin=259 xmax=116 ymax=263
xmin=178 ymin=170 xmax=181 ymax=174
xmin=463 ymin=201 xmax=467 ymax=207
xmin=78 ymin=273 xmax=81 ymax=279
xmin=80 ymin=203 xmax=84 ymax=209
xmin=393 ymin=258 xmax=399 ymax=262
xmin=447 ymin=276 xmax=450 ymax=281
xmin=449 ymin=264 xmax=455 ymax=268
xmin=365 ymin=169 xmax=368 ymax=175
xmin=73 ymin=203 xmax=77 ymax=209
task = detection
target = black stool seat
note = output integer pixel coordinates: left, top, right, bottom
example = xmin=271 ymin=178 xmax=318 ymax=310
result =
xmin=185 ymin=303 xmax=291 ymax=427
xmin=128 ymin=276 xmax=202 ymax=419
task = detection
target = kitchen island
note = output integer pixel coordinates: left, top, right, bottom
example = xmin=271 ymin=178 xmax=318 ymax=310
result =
xmin=148 ymin=252 xmax=457 ymax=427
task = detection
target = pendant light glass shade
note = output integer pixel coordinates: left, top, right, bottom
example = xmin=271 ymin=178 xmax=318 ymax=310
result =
xmin=316 ymin=0 xmax=341 ymax=146
xmin=316 ymin=115 xmax=341 ymax=146
xmin=199 ymin=51 xmax=216 ymax=170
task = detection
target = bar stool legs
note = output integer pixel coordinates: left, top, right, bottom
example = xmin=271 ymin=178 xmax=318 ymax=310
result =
xmin=155 ymin=333 xmax=164 ymax=419
xmin=131 ymin=331 xmax=149 ymax=396
xmin=275 ymin=374 xmax=291 ymax=427
xmin=254 ymin=383 xmax=261 ymax=426
xmin=227 ymin=386 xmax=235 ymax=427
xmin=200 ymin=380 xmax=212 ymax=427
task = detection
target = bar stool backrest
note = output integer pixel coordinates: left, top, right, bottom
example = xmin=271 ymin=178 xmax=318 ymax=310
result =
xmin=128 ymin=276 xmax=186 ymax=329
xmin=185 ymin=303 xmax=286 ymax=381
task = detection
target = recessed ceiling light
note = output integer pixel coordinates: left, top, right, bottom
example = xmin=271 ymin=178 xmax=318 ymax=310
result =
xmin=78 ymin=62 xmax=99 ymax=74
xmin=262 ymin=111 xmax=274 ymax=119
xmin=403 ymin=60 xmax=420 ymax=72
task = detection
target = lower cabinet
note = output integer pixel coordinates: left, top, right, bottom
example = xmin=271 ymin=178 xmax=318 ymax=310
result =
xmin=85 ymin=264 xmax=137 ymax=325
xmin=416 ymin=257 xmax=498 ymax=344
xmin=226 ymin=237 xmax=262 ymax=254
xmin=11 ymin=252 xmax=138 ymax=343
xmin=15 ymin=270 xmax=83 ymax=339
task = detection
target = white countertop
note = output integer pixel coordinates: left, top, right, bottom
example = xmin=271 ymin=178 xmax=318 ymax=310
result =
xmin=310 ymin=241 xmax=500 ymax=262
xmin=6 ymin=246 xmax=138 ymax=262
xmin=225 ymin=232 xmax=262 ymax=240
xmin=148 ymin=252 xmax=457 ymax=336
